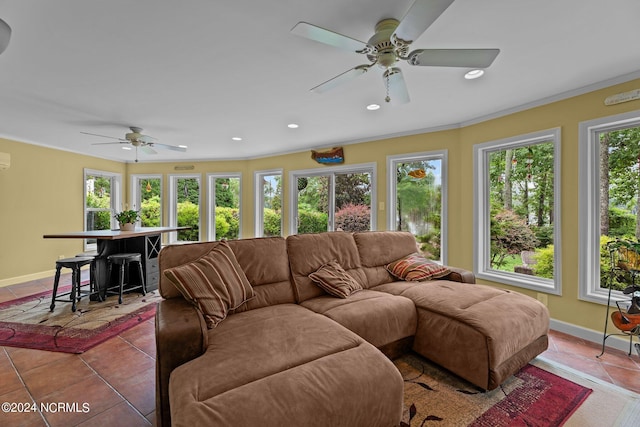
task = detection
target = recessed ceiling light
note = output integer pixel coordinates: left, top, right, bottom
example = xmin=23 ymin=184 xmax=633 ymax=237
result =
xmin=464 ymin=69 xmax=484 ymax=80
xmin=287 ymin=123 xmax=299 ymax=129
xmin=366 ymin=104 xmax=381 ymax=111
xmin=122 ymin=146 xmax=132 ymax=150
xmin=231 ymin=137 xmax=242 ymax=141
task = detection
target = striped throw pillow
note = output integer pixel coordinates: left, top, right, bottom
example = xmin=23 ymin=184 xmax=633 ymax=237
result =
xmin=309 ymin=260 xmax=363 ymax=299
xmin=386 ymin=253 xmax=450 ymax=282
xmin=163 ymin=241 xmax=255 ymax=328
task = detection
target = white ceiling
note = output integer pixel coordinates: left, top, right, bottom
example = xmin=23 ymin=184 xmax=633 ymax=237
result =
xmin=0 ymin=0 xmax=639 ymax=163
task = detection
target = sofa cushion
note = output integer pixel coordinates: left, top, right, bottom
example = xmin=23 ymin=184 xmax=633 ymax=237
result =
xmin=159 ymin=237 xmax=295 ymax=309
xmin=386 ymin=253 xmax=451 ymax=281
xmin=309 ymin=260 xmax=363 ymax=298
xmin=301 ymin=290 xmax=417 ymax=348
xmin=169 ymin=304 xmax=403 ymax=427
xmin=163 ymin=241 xmax=255 ymax=328
xmin=287 ymin=232 xmax=367 ymax=302
xmin=353 ymin=231 xmax=419 ymax=287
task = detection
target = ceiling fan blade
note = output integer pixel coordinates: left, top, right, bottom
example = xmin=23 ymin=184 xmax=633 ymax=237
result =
xmin=140 ymin=145 xmax=157 ymax=155
xmin=150 ymin=142 xmax=187 ymax=152
xmin=393 ymin=0 xmax=455 ymax=44
xmin=311 ymin=65 xmax=370 ymax=94
xmin=291 ymin=22 xmax=373 ymax=54
xmin=91 ymin=141 xmax=127 ymax=146
xmin=408 ymin=48 xmax=500 ymax=67
xmin=81 ymin=131 xmax=126 ymax=142
xmin=384 ymin=68 xmax=410 ymax=105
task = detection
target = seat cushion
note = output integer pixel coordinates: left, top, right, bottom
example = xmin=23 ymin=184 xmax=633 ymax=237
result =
xmin=169 ymin=304 xmax=403 ymax=427
xmin=301 ymin=290 xmax=417 ymax=348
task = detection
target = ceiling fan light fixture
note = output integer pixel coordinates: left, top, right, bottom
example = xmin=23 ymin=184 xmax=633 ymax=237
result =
xmin=366 ymin=104 xmax=381 ymax=111
xmin=0 ymin=18 xmax=11 ymax=55
xmin=464 ymin=69 xmax=484 ymax=80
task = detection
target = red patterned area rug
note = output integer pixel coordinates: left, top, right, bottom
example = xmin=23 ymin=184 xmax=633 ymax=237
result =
xmin=396 ymin=353 xmax=592 ymax=427
xmin=0 ymin=285 xmax=161 ymax=353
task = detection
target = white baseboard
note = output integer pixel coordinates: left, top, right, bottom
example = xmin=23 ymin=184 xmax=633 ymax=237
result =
xmin=550 ymin=318 xmax=639 ymax=355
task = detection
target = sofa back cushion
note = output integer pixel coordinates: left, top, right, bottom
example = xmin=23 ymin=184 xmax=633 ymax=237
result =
xmin=159 ymin=237 xmax=294 ymax=311
xmin=353 ymin=231 xmax=418 ymax=287
xmin=286 ymin=232 xmax=367 ymax=302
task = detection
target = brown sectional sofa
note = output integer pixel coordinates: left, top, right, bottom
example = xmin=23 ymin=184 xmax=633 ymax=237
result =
xmin=156 ymin=231 xmax=550 ymax=427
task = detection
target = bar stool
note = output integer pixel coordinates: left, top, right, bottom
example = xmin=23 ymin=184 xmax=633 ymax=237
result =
xmin=50 ymin=256 xmax=95 ymax=312
xmin=106 ymin=253 xmax=146 ymax=304
xmin=75 ymin=251 xmax=100 ymax=299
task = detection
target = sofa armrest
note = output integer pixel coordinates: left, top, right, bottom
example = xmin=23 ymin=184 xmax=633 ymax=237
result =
xmin=155 ymin=298 xmax=208 ymax=427
xmin=441 ymin=266 xmax=476 ymax=284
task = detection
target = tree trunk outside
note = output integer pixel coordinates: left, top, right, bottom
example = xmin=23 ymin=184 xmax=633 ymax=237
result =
xmin=504 ymin=149 xmax=513 ymax=210
xmin=600 ymin=133 xmax=610 ymax=236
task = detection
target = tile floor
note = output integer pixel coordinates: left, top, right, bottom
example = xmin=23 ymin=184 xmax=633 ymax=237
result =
xmin=1 ymin=273 xmax=640 ymax=426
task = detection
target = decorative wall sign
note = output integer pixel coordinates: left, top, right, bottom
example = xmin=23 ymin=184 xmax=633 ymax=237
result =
xmin=604 ymin=89 xmax=640 ymax=106
xmin=311 ymin=147 xmax=344 ymax=164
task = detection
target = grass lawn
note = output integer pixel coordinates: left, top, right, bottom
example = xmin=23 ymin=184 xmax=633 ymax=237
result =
xmin=495 ymin=254 xmax=522 ymax=273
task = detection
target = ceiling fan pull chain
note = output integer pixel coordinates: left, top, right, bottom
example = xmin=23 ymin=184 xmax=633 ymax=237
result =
xmin=385 ymin=70 xmax=391 ymax=103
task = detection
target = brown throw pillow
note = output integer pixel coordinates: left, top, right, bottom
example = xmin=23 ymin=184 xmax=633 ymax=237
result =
xmin=309 ymin=260 xmax=363 ymax=299
xmin=386 ymin=253 xmax=450 ymax=281
xmin=163 ymin=241 xmax=255 ymax=328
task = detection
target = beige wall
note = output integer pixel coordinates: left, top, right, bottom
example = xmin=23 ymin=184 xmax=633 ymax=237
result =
xmin=0 ymin=140 xmax=126 ymax=285
xmin=2 ymin=78 xmax=640 ymax=336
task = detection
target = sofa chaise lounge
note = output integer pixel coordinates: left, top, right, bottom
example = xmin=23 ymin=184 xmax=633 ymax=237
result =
xmin=155 ymin=231 xmax=549 ymax=427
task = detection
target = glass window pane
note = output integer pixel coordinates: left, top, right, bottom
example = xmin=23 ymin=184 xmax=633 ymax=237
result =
xmin=335 ymin=172 xmax=371 ymax=232
xmin=214 ymin=177 xmax=241 ymax=240
xmin=297 ymin=175 xmax=330 ymax=234
xmin=598 ymin=126 xmax=640 ymax=291
xmin=139 ymin=178 xmax=161 ymax=227
xmin=176 ymin=177 xmax=200 ymax=241
xmin=262 ymin=174 xmax=282 ymax=237
xmin=395 ymin=160 xmax=442 ymax=260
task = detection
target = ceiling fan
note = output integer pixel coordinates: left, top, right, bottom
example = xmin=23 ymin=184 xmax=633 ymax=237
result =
xmin=82 ymin=126 xmax=186 ymax=161
xmin=291 ymin=0 xmax=500 ymax=105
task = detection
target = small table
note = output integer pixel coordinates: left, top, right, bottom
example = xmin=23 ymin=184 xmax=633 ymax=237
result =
xmin=44 ymin=227 xmax=188 ymax=299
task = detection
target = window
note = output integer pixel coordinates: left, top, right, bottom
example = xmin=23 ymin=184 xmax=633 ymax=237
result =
xmin=131 ymin=175 xmax=162 ymax=227
xmin=289 ymin=163 xmax=376 ymax=235
xmin=387 ymin=151 xmax=447 ymax=263
xmin=207 ymin=173 xmax=241 ymax=241
xmin=255 ymin=170 xmax=282 ymax=237
xmin=474 ymin=128 xmax=561 ymax=294
xmin=579 ymin=111 xmax=640 ymax=304
xmin=169 ymin=174 xmax=201 ymax=242
xmin=84 ymin=169 xmax=121 ymax=250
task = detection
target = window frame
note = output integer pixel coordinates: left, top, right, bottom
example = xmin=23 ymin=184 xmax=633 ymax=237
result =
xmin=168 ymin=173 xmax=201 ymax=243
xmin=254 ymin=169 xmax=283 ymax=237
xmin=83 ymin=168 xmax=122 ymax=251
xmin=473 ymin=128 xmax=562 ymax=294
xmin=387 ymin=150 xmax=448 ymax=265
xmin=288 ymin=162 xmax=377 ymax=236
xmin=579 ymin=110 xmax=640 ymax=304
xmin=206 ymin=172 xmax=242 ymax=241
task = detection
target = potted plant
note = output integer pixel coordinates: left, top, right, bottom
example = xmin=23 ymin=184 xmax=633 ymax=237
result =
xmin=115 ymin=209 xmax=139 ymax=231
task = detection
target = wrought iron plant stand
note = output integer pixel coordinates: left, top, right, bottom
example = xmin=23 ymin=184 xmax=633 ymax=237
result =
xmin=598 ymin=239 xmax=640 ymax=358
